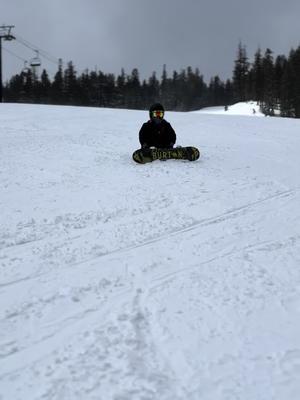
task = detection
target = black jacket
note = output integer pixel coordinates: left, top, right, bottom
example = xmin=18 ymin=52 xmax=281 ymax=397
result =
xmin=139 ymin=119 xmax=176 ymax=148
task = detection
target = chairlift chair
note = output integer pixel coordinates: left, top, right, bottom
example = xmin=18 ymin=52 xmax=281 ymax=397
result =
xmin=30 ymin=50 xmax=41 ymax=67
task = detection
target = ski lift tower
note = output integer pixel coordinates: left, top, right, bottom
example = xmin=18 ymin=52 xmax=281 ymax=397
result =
xmin=0 ymin=25 xmax=15 ymax=102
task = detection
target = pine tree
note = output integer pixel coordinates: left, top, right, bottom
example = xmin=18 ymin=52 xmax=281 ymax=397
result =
xmin=51 ymin=59 xmax=64 ymax=104
xmin=192 ymin=68 xmax=207 ymax=109
xmin=116 ymin=68 xmax=126 ymax=107
xmin=208 ymin=76 xmax=226 ymax=106
xmin=160 ymin=64 xmax=170 ymax=108
xmin=176 ymin=69 xmax=187 ymax=110
xmin=64 ymin=61 xmax=79 ymax=105
xmin=233 ymin=42 xmax=249 ymax=102
xmin=124 ymin=68 xmax=141 ymax=109
xmin=261 ymin=48 xmax=275 ymax=115
xmin=252 ymin=48 xmax=264 ymax=103
xmin=105 ymin=73 xmax=116 ymax=107
xmin=224 ymin=79 xmax=234 ymax=106
xmin=40 ymin=69 xmax=51 ymax=103
xmin=147 ymin=72 xmax=160 ymax=106
xmin=5 ymin=73 xmax=24 ymax=102
xmin=280 ymin=61 xmax=294 ymax=117
xmin=23 ymin=69 xmax=34 ymax=102
xmin=89 ymin=70 xmax=101 ymax=106
xmin=274 ymin=55 xmax=287 ymax=109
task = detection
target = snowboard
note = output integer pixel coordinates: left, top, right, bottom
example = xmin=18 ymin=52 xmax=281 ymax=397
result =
xmin=132 ymin=146 xmax=200 ymax=164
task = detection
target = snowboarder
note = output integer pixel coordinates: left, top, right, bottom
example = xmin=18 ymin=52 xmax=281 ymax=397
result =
xmin=139 ymin=103 xmax=176 ymax=151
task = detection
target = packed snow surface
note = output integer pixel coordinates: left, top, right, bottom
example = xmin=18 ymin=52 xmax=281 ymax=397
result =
xmin=1 ymin=103 xmax=300 ymax=400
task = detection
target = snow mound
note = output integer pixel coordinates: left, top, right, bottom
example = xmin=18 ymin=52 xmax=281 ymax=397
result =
xmin=196 ymin=101 xmax=264 ymax=116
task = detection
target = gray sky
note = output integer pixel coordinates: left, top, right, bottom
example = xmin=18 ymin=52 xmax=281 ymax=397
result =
xmin=1 ymin=0 xmax=300 ymax=83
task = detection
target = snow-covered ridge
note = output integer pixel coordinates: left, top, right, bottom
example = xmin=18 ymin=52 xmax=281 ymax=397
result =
xmin=0 ymin=103 xmax=300 ymax=400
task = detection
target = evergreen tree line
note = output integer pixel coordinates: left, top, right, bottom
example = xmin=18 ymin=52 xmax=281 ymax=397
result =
xmin=232 ymin=43 xmax=300 ymax=117
xmin=3 ymin=43 xmax=300 ymax=117
xmin=3 ymin=62 xmax=230 ymax=111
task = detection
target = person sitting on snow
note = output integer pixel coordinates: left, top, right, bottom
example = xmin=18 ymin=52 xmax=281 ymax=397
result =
xmin=139 ymin=103 xmax=176 ymax=151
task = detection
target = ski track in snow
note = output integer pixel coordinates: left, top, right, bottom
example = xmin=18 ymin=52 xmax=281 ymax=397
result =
xmin=1 ymin=103 xmax=300 ymax=399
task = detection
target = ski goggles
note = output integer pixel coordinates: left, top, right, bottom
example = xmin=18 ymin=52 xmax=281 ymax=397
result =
xmin=151 ymin=110 xmax=164 ymax=118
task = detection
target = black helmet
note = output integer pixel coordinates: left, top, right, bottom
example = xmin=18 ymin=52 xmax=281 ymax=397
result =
xmin=149 ymin=103 xmax=164 ymax=119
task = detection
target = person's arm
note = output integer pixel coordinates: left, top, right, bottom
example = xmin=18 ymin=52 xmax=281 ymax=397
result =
xmin=139 ymin=123 xmax=149 ymax=147
xmin=168 ymin=123 xmax=176 ymax=146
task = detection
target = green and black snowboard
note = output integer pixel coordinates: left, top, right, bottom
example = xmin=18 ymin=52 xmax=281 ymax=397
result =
xmin=132 ymin=146 xmax=200 ymax=164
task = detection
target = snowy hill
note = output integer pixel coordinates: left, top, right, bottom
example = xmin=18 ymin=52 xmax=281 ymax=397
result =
xmin=1 ymin=103 xmax=300 ymax=400
xmin=196 ymin=100 xmax=264 ymax=116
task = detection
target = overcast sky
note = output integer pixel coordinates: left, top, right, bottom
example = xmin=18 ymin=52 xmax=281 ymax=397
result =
xmin=1 ymin=0 xmax=300 ymax=83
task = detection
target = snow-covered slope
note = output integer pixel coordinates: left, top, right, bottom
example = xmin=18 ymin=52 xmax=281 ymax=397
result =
xmin=1 ymin=103 xmax=300 ymax=400
xmin=197 ymin=100 xmax=264 ymax=116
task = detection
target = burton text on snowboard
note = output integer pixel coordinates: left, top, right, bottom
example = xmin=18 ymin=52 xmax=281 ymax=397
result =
xmin=132 ymin=146 xmax=200 ymax=164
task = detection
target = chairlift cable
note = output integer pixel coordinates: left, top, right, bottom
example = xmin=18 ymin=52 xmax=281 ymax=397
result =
xmin=14 ymin=34 xmax=54 ymax=58
xmin=2 ymin=46 xmax=27 ymax=62
xmin=14 ymin=33 xmax=59 ymax=65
